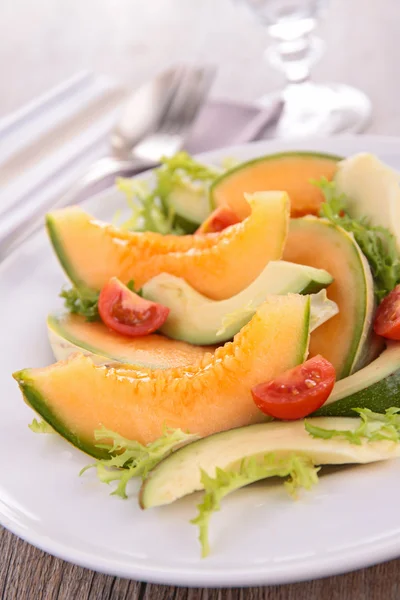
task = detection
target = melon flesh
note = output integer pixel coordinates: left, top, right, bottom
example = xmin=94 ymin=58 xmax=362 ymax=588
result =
xmin=211 ymin=152 xmax=340 ymax=219
xmin=47 ymin=192 xmax=289 ymax=300
xmin=15 ymin=294 xmax=310 ymax=457
xmin=47 ymin=314 xmax=216 ymax=368
xmin=130 ymin=192 xmax=289 ymax=299
xmin=46 ymin=207 xmax=220 ymax=297
xmin=284 ymin=217 xmax=375 ymax=379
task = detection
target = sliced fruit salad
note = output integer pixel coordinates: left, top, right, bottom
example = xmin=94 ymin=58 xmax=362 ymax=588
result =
xmin=13 ymin=149 xmax=400 ymax=557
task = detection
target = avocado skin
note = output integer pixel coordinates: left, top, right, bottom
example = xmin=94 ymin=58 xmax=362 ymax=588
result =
xmin=314 ymin=368 xmax=400 ymax=417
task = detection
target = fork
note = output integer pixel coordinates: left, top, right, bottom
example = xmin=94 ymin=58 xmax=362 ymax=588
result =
xmin=0 ymin=65 xmax=215 ymax=257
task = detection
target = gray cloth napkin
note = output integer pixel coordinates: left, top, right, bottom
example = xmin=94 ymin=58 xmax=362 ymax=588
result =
xmin=0 ymin=72 xmax=280 ymax=257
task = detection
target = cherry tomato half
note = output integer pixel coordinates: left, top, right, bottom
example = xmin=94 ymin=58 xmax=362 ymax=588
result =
xmin=196 ymin=206 xmax=240 ymax=234
xmin=98 ymin=277 xmax=170 ymax=337
xmin=374 ymin=285 xmax=400 ymax=340
xmin=251 ymin=355 xmax=336 ymax=420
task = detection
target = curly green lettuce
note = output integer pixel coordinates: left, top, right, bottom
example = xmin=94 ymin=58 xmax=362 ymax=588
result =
xmin=115 ymin=152 xmax=220 ymax=235
xmin=315 ymin=177 xmax=400 ymax=301
xmin=80 ymin=425 xmax=199 ymax=499
xmin=191 ymin=454 xmax=319 ymax=557
xmin=29 ymin=418 xmax=55 ymax=434
xmin=59 ymin=286 xmax=100 ymax=321
xmin=305 ymin=407 xmax=400 ymax=445
xmin=60 ymin=279 xmax=142 ymax=321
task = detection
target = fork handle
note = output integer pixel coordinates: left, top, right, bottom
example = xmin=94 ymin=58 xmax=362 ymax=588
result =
xmin=0 ymin=157 xmax=157 ymax=260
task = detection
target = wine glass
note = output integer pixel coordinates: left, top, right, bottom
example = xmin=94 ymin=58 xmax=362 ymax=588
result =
xmin=235 ymin=0 xmax=372 ymax=137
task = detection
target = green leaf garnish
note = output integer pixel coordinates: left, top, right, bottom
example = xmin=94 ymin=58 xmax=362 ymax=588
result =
xmin=115 ymin=152 xmax=220 ymax=235
xmin=220 ymin=156 xmax=240 ymax=170
xmin=59 ymin=286 xmax=100 ymax=322
xmin=80 ymin=425 xmax=199 ymax=499
xmin=191 ymin=454 xmax=319 ymax=557
xmin=314 ymin=177 xmax=400 ymax=301
xmin=126 ymin=279 xmax=143 ymax=297
xmin=60 ymin=280 xmax=143 ymax=319
xmin=29 ymin=418 xmax=55 ymax=434
xmin=305 ymin=407 xmax=400 ymax=445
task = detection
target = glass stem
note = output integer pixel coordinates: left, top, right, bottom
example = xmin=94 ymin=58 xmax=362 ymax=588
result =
xmin=266 ymin=34 xmax=324 ymax=85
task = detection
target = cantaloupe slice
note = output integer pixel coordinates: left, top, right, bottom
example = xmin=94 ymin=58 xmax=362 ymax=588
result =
xmin=210 ymin=151 xmax=340 ymax=219
xmin=283 ymin=217 xmax=375 ymax=379
xmin=46 ymin=207 xmax=221 ymax=298
xmin=14 ymin=294 xmax=311 ymax=457
xmin=47 ymin=191 xmax=290 ymax=300
xmin=47 ymin=314 xmax=216 ymax=368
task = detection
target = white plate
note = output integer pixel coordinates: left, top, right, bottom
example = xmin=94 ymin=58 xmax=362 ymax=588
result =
xmin=2 ymin=135 xmax=400 ymax=587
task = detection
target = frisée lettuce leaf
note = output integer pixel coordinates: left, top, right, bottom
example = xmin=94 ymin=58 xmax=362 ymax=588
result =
xmin=29 ymin=418 xmax=55 ymax=434
xmin=80 ymin=426 xmax=199 ymax=499
xmin=305 ymin=407 xmax=400 ymax=445
xmin=315 ymin=177 xmax=400 ymax=301
xmin=59 ymin=286 xmax=100 ymax=322
xmin=60 ymin=280 xmax=142 ymax=321
xmin=191 ymin=454 xmax=319 ymax=557
xmin=115 ymin=152 xmax=220 ymax=235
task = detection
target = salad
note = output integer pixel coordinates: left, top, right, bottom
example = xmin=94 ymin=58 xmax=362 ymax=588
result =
xmin=13 ymin=149 xmax=400 ymax=557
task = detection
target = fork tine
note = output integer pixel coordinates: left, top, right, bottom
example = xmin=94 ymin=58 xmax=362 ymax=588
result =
xmin=179 ymin=66 xmax=216 ymax=128
xmin=151 ymin=65 xmax=188 ymax=132
xmin=132 ymin=64 xmax=216 ymax=162
xmin=158 ymin=65 xmax=216 ymax=136
xmin=156 ymin=67 xmax=196 ymax=134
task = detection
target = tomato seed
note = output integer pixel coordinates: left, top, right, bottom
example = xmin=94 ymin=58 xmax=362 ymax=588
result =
xmin=310 ymin=371 xmax=321 ymax=379
xmin=305 ymin=378 xmax=317 ymax=388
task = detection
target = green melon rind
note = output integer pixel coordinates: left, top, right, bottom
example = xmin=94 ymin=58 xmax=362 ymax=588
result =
xmin=288 ymin=217 xmax=375 ymax=379
xmin=47 ymin=314 xmax=171 ymax=369
xmin=342 ymin=227 xmax=376 ymax=375
xmin=18 ymin=295 xmax=311 ymax=459
xmin=14 ymin=371 xmax=109 ymax=460
xmin=300 ymin=296 xmax=311 ymax=363
xmin=47 ymin=295 xmax=311 ymax=372
xmin=314 ymin=344 xmax=400 ymax=417
xmin=209 ymin=151 xmax=343 ymax=209
xmin=46 ymin=215 xmax=96 ymax=299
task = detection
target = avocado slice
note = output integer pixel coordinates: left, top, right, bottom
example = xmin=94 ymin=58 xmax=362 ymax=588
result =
xmin=140 ymin=416 xmax=400 ymax=509
xmin=314 ymin=343 xmax=400 ymax=417
xmin=167 ymin=180 xmax=213 ymax=225
xmin=335 ymin=153 xmax=400 ymax=248
xmin=141 ymin=261 xmax=333 ymax=345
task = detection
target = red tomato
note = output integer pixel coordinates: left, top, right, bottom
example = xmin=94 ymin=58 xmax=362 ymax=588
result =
xmin=374 ymin=285 xmax=400 ymax=340
xmin=98 ymin=277 xmax=170 ymax=337
xmin=196 ymin=206 xmax=240 ymax=234
xmin=251 ymin=355 xmax=336 ymax=420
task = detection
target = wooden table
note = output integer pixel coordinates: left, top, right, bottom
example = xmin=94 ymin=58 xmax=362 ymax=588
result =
xmin=1 ymin=0 xmax=400 ymax=597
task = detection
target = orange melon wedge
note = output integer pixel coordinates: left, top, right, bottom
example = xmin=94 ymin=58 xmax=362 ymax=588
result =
xmin=47 ymin=313 xmax=216 ymax=368
xmin=46 ymin=206 xmax=220 ymax=298
xmin=283 ymin=217 xmax=376 ymax=379
xmin=47 ymin=191 xmax=290 ymax=300
xmin=210 ymin=151 xmax=341 ymax=219
xmin=131 ymin=191 xmax=289 ymax=299
xmin=14 ymin=294 xmax=311 ymax=457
